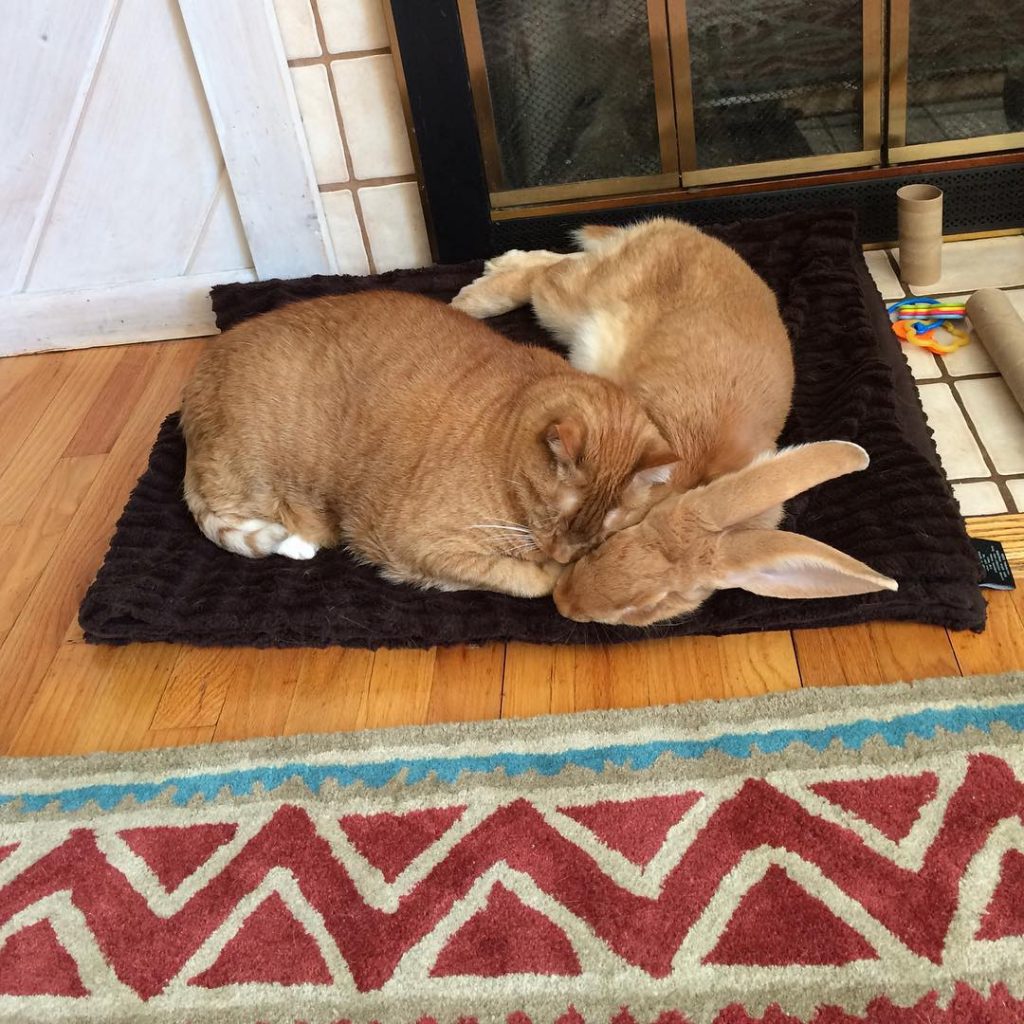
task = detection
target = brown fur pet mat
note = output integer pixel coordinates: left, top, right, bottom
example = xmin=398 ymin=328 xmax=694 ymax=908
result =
xmin=79 ymin=212 xmax=985 ymax=649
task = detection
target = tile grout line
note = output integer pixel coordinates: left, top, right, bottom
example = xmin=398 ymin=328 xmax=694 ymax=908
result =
xmin=305 ymin=1 xmax=378 ymax=273
xmin=320 ymin=174 xmax=417 ymax=191
xmin=943 ymin=381 xmax=1017 ymax=514
xmin=289 ymin=47 xmax=389 ymax=67
xmin=912 ymin=337 xmax=1019 ymax=513
xmin=874 ymin=245 xmax=1024 ymax=516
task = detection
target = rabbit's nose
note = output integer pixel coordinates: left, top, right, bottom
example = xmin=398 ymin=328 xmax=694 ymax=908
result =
xmin=552 ymin=566 xmax=583 ymax=619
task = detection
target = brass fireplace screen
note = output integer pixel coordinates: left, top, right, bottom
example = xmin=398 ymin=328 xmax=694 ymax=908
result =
xmin=454 ymin=0 xmax=1024 ymax=213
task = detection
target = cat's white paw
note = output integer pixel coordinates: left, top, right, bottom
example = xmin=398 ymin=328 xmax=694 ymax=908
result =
xmin=276 ymin=534 xmax=319 ymax=560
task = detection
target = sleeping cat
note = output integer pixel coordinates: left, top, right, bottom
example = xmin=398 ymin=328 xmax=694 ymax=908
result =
xmin=179 ymin=290 xmax=677 ymax=597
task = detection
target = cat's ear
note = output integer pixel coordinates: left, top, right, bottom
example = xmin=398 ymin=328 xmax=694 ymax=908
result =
xmin=545 ymin=419 xmax=584 ymax=466
xmin=631 ymin=446 xmax=680 ymax=489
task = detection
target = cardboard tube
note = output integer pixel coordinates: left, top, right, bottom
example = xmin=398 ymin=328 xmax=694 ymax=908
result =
xmin=897 ymin=184 xmax=943 ymax=287
xmin=966 ymin=289 xmax=1024 ymax=412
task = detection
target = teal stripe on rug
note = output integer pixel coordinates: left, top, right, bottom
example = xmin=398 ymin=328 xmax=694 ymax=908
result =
xmin=4 ymin=700 xmax=1024 ymax=812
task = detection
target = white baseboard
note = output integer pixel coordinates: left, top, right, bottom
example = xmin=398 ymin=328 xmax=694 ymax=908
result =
xmin=0 ymin=270 xmax=257 ymax=358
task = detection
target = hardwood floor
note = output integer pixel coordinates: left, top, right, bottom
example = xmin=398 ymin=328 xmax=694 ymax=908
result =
xmin=1 ymin=339 xmax=1021 ymax=758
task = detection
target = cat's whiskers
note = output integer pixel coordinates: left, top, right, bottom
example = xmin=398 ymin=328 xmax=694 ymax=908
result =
xmin=468 ymin=522 xmax=533 ymax=535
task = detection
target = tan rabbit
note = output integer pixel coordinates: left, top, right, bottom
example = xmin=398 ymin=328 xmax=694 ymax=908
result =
xmin=452 ymin=218 xmax=895 ymax=623
xmin=553 ymin=442 xmax=897 ymax=625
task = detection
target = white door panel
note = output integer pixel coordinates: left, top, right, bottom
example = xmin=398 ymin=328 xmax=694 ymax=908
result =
xmin=0 ymin=0 xmax=331 ymax=356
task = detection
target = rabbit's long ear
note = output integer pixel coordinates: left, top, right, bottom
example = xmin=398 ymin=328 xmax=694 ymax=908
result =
xmin=691 ymin=441 xmax=869 ymax=531
xmin=715 ymin=530 xmax=897 ymax=599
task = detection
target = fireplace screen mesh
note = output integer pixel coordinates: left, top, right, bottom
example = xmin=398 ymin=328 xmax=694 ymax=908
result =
xmin=475 ymin=0 xmax=663 ymax=190
xmin=686 ymin=0 xmax=864 ymax=168
xmin=905 ymin=0 xmax=1024 ymax=145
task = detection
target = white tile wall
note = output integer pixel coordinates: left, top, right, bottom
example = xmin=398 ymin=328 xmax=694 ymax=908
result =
xmin=900 ymin=344 xmax=941 ymax=382
xmin=873 ymin=237 xmax=1024 ymax=520
xmin=863 ymin=251 xmax=903 ymax=301
xmin=290 ymin=65 xmax=349 ymax=185
xmin=360 ymin=182 xmax=431 ymax=272
xmin=896 ymin=236 xmax=1024 ymax=296
xmin=1006 ymin=478 xmax=1024 ymax=513
xmin=318 ymin=0 xmax=389 ymax=53
xmin=955 ymin=378 xmax=1024 ymax=475
xmin=273 ymin=0 xmax=321 ymax=59
xmin=332 ymin=56 xmax=415 ymax=179
xmin=917 ymin=383 xmax=989 ymax=479
xmin=951 ymin=481 xmax=1006 ymax=516
xmin=321 ymin=190 xmax=370 ymax=275
xmin=274 ymin=0 xmax=431 ymax=274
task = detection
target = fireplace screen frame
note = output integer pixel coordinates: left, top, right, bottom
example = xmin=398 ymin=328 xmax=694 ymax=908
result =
xmin=885 ymin=0 xmax=1024 ymax=163
xmin=384 ymin=0 xmax=1024 ymax=263
xmin=456 ymin=0 xmax=886 ymax=210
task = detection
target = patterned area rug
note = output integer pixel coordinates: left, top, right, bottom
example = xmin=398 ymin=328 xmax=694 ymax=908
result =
xmin=1 ymin=674 xmax=1023 ymax=1023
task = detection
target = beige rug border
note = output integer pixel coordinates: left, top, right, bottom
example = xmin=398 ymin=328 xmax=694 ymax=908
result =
xmin=2 ymin=670 xmax=1021 ymax=783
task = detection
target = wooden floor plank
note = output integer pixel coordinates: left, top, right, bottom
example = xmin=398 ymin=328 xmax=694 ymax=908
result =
xmin=0 ymin=346 xmax=121 ymax=526
xmin=966 ymin=514 xmax=1024 ymax=573
xmin=283 ymin=648 xmax=376 ymax=736
xmin=950 ymin=590 xmax=1024 ymax=677
xmin=2 ymin=339 xmax=1022 ymax=758
xmin=0 ymin=350 xmax=40 ymax=406
xmin=0 ymin=351 xmax=80 ymax=484
xmin=794 ymin=621 xmax=961 ymax=687
xmin=151 ymin=647 xmax=239 ymax=730
xmin=644 ymin=632 xmax=801 ymax=705
xmin=0 ymin=454 xmax=104 ymax=644
xmin=0 ymin=341 xmax=203 ymax=750
xmin=136 ymin=726 xmax=217 ymax=749
xmin=212 ymin=648 xmax=305 ymax=743
xmin=5 ymin=640 xmax=120 ymax=756
xmin=562 ymin=645 xmax=649 ymax=713
xmin=358 ymin=649 xmax=436 ymax=730
xmin=427 ymin=644 xmax=504 ymax=724
xmin=64 ymin=343 xmax=163 ymax=457
xmin=502 ymin=632 xmax=799 ymax=719
xmin=66 ymin=644 xmax=182 ymax=754
xmin=501 ymin=643 xmax=577 ymax=719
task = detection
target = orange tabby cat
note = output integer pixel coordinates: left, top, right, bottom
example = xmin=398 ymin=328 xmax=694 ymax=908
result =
xmin=453 ymin=218 xmax=896 ymax=622
xmin=179 ymin=290 xmax=677 ymax=597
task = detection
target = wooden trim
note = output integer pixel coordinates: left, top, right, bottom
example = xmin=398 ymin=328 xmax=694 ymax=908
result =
xmin=889 ymin=134 xmax=1024 ymax=164
xmin=0 ymin=271 xmax=255 ymax=357
xmin=682 ymin=150 xmax=881 ymax=188
xmin=177 ymin=0 xmax=336 ymax=279
xmin=966 ymin=514 xmax=1024 ymax=573
xmin=491 ymin=172 xmax=680 ymax=210
xmin=490 ymin=152 xmax=1024 ymax=221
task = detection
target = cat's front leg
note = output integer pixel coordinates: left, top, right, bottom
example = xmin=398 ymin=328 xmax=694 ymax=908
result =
xmin=480 ymin=556 xmax=564 ymax=598
xmin=421 ymin=552 xmax=563 ymax=598
xmin=451 ymin=249 xmax=575 ymax=319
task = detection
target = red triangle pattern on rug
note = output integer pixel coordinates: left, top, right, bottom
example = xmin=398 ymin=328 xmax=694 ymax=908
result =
xmin=339 ymin=805 xmax=465 ymax=882
xmin=810 ymin=772 xmax=938 ymax=842
xmin=976 ymin=849 xmax=1024 ymax=940
xmin=0 ymin=843 xmax=17 ymax=865
xmin=430 ymin=882 xmax=581 ymax=978
xmin=118 ymin=823 xmax=237 ymax=892
xmin=558 ymin=793 xmax=700 ymax=866
xmin=706 ymin=865 xmax=878 ymax=966
xmin=0 ymin=920 xmax=88 ymax=997
xmin=189 ymin=893 xmax=332 ymax=987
